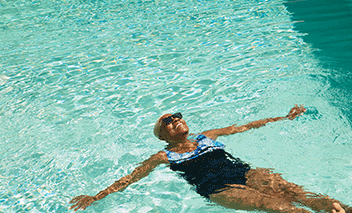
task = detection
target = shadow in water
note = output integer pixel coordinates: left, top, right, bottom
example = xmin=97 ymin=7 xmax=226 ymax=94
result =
xmin=284 ymin=0 xmax=352 ymax=124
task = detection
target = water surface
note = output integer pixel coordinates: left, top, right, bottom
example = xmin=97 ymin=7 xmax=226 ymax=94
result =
xmin=0 ymin=0 xmax=351 ymax=212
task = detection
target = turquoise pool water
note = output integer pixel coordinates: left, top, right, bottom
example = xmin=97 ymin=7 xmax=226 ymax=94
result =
xmin=1 ymin=0 xmax=351 ymax=212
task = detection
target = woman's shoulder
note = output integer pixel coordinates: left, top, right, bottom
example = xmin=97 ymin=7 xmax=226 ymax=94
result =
xmin=149 ymin=151 xmax=169 ymax=164
xmin=187 ymin=133 xmax=204 ymax=141
xmin=196 ymin=133 xmax=226 ymax=148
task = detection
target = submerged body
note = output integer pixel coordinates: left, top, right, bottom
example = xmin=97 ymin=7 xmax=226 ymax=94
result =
xmin=70 ymin=105 xmax=349 ymax=213
xmin=165 ymin=134 xmax=250 ymax=198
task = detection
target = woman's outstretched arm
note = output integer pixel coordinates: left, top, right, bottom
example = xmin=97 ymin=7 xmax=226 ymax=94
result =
xmin=202 ymin=105 xmax=306 ymax=140
xmin=69 ymin=151 xmax=169 ymax=211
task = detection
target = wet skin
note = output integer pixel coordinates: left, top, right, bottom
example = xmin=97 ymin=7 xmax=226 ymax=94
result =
xmin=70 ymin=105 xmax=349 ymax=213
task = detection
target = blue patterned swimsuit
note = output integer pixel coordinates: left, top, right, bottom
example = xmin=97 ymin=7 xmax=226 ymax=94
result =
xmin=164 ymin=134 xmax=251 ymax=198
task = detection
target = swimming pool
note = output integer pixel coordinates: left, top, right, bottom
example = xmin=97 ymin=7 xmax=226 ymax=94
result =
xmin=1 ymin=0 xmax=351 ymax=212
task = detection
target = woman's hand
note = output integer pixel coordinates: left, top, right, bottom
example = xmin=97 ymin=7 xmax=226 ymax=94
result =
xmin=286 ymin=105 xmax=306 ymax=120
xmin=69 ymin=195 xmax=97 ymax=211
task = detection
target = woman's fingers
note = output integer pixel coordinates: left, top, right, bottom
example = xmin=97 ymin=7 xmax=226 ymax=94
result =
xmin=69 ymin=195 xmax=92 ymax=211
xmin=332 ymin=203 xmax=345 ymax=213
xmin=74 ymin=202 xmax=87 ymax=211
xmin=69 ymin=195 xmax=85 ymax=204
xmin=287 ymin=105 xmax=306 ymax=120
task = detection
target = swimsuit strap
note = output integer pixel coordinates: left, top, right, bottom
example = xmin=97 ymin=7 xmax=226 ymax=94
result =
xmin=164 ymin=134 xmax=225 ymax=164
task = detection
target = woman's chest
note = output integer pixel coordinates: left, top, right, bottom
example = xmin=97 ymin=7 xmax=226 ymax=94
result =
xmin=170 ymin=141 xmax=198 ymax=154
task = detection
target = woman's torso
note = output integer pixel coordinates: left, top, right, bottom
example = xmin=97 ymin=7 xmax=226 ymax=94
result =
xmin=163 ymin=134 xmax=251 ymax=198
xmin=164 ymin=134 xmax=225 ymax=164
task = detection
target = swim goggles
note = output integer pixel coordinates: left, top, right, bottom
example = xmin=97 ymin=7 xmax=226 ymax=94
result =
xmin=162 ymin=112 xmax=183 ymax=125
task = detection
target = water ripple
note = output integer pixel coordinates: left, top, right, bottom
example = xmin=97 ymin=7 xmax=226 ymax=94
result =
xmin=1 ymin=0 xmax=351 ymax=212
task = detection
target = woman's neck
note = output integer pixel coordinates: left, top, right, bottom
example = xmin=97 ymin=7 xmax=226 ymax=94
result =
xmin=166 ymin=139 xmax=198 ymax=153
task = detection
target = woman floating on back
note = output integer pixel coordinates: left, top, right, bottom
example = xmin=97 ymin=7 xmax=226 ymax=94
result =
xmin=70 ymin=105 xmax=349 ymax=213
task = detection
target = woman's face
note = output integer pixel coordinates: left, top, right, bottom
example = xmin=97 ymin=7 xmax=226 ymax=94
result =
xmin=159 ymin=113 xmax=189 ymax=141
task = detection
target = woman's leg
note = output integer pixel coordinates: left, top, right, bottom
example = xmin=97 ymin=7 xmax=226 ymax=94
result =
xmin=245 ymin=168 xmax=351 ymax=213
xmin=209 ymin=184 xmax=311 ymax=213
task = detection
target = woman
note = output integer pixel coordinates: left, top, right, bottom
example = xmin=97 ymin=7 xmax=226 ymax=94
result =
xmin=70 ymin=105 xmax=349 ymax=213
